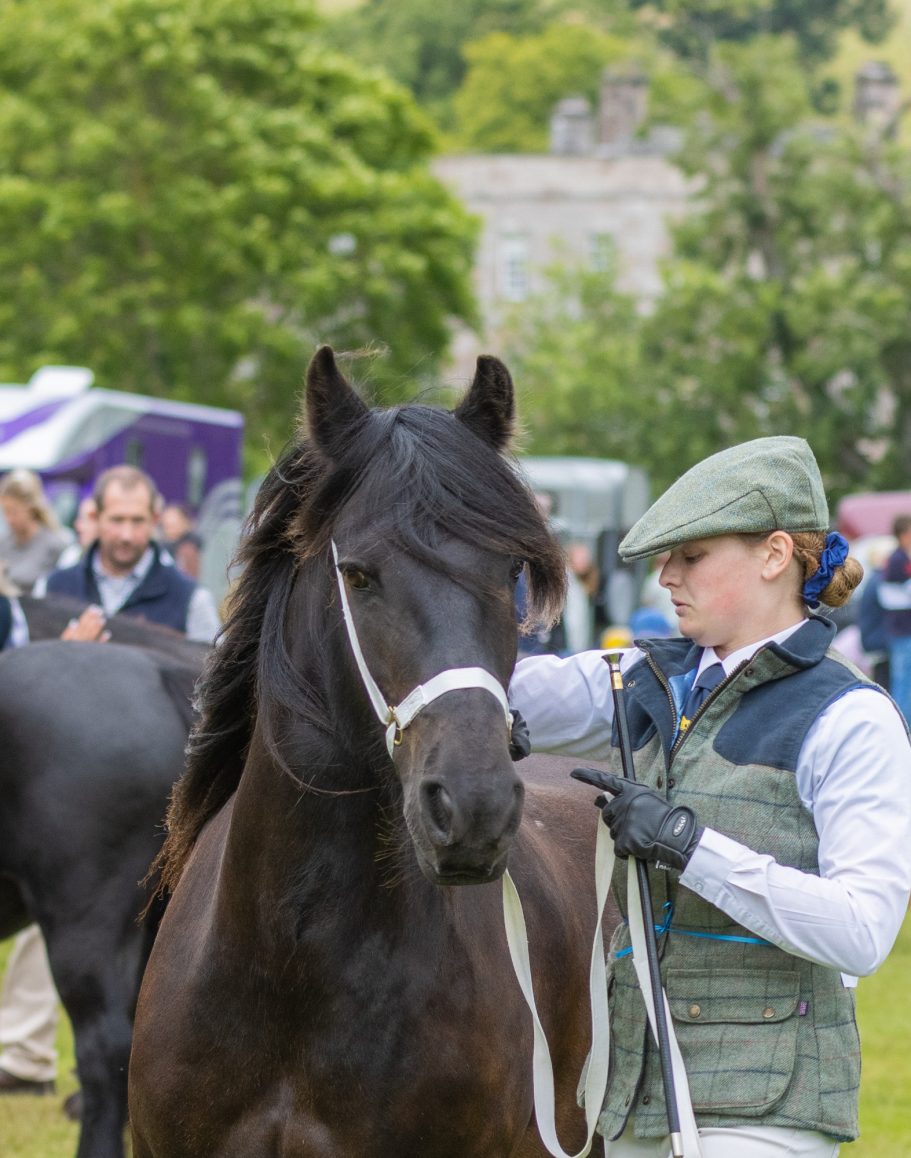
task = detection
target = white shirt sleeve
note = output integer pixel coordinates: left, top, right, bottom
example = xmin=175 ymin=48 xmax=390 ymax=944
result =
xmin=508 ymin=648 xmax=644 ymax=758
xmin=681 ymin=686 xmax=911 ymax=982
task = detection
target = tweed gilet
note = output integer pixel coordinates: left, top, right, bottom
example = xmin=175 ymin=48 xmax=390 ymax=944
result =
xmin=598 ymin=617 xmax=873 ymax=1143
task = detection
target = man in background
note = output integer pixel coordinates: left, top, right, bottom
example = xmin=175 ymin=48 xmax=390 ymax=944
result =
xmin=41 ymin=464 xmax=219 ymax=642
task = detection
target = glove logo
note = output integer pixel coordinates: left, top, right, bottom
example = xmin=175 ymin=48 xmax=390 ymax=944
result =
xmin=672 ymin=815 xmax=687 ymax=837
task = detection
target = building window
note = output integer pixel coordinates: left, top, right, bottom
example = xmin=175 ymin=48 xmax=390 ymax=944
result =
xmin=590 ymin=232 xmax=615 ymax=273
xmin=499 ymin=235 xmax=530 ymax=302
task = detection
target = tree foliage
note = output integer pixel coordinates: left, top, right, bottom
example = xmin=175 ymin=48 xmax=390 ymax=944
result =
xmin=504 ymin=38 xmax=911 ymax=498
xmin=0 ymin=0 xmax=478 ymax=464
xmin=325 ymin=0 xmax=579 ymax=120
xmin=451 ymin=21 xmax=713 ymax=154
xmin=648 ymin=38 xmax=911 ymax=495
xmin=630 ymin=0 xmax=894 ymax=66
xmin=501 ymin=265 xmax=644 ymax=458
xmin=451 ymin=25 xmax=642 ymax=153
xmin=449 ymin=23 xmax=708 ymax=154
xmin=327 ymin=0 xmax=894 ymax=134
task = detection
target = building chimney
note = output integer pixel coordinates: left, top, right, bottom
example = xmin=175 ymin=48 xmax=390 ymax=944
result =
xmin=550 ymin=96 xmax=594 ymax=156
xmin=599 ymin=67 xmax=648 ymax=150
xmin=853 ymin=61 xmax=901 ymax=136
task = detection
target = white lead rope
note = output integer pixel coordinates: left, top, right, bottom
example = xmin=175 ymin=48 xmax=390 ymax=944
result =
xmin=501 ymin=820 xmax=614 ymax=1157
xmin=502 ymin=822 xmax=703 ymax=1158
xmin=626 ymin=866 xmax=704 ymax=1158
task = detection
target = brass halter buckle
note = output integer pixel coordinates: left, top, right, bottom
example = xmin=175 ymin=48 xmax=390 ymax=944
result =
xmin=388 ymin=708 xmax=404 ymax=747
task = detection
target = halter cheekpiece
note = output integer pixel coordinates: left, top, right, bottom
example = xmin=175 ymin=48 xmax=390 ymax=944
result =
xmin=331 ymin=540 xmax=512 ymax=757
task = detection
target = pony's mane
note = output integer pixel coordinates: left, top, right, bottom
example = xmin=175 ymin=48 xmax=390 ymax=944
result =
xmin=154 ymin=400 xmax=566 ymax=895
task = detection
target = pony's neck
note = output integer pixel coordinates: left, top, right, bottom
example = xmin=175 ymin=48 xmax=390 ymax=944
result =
xmin=218 ymin=727 xmax=440 ymax=951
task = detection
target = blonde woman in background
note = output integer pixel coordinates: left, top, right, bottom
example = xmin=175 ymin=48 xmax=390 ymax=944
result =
xmin=0 ymin=469 xmax=72 ymax=593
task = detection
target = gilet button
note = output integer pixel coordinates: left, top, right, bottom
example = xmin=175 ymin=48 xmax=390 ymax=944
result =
xmin=668 ymin=777 xmax=676 ymax=789
xmin=642 ymin=1095 xmax=651 ymax=1105
xmin=762 ymin=1007 xmax=775 ymax=1019
xmin=688 ymin=1003 xmax=701 ymax=1018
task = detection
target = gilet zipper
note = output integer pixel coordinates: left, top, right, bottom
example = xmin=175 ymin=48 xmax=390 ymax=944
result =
xmin=644 ymin=653 xmax=750 ymax=764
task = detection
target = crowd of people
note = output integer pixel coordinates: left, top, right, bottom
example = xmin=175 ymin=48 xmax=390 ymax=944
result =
xmin=0 ymin=464 xmax=220 ymax=1113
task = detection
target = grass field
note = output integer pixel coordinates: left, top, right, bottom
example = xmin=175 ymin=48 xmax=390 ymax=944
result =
xmin=0 ymin=918 xmax=908 ymax=1156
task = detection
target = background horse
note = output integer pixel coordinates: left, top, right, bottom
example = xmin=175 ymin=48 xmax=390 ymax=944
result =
xmin=21 ymin=592 xmax=210 ymax=664
xmin=129 ymin=348 xmax=614 ymax=1157
xmin=0 ymin=636 xmax=204 ymax=1158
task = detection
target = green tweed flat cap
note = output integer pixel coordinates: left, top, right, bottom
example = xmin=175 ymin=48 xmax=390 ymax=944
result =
xmin=619 ymin=436 xmax=829 ymax=561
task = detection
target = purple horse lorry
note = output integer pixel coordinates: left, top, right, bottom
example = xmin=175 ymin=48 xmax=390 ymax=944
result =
xmin=0 ymin=364 xmax=244 ymax=602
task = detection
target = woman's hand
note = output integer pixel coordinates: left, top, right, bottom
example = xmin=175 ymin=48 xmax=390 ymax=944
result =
xmin=571 ymin=767 xmax=703 ymax=871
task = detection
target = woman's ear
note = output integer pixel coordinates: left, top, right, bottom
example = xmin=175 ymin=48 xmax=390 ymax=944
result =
xmin=761 ymin=531 xmax=795 ymax=580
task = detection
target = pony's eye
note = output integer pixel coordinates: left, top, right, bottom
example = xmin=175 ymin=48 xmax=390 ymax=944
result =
xmin=510 ymin=559 xmax=525 ymax=583
xmin=344 ymin=568 xmax=370 ymax=591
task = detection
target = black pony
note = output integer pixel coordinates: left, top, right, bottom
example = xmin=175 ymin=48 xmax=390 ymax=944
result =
xmin=129 ymin=349 xmax=611 ymax=1157
xmin=0 ymin=624 xmax=206 ymax=1158
xmin=21 ymin=592 xmax=208 ymax=665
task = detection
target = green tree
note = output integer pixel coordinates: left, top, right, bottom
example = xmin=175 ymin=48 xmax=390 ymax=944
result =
xmin=325 ymin=0 xmax=576 ymax=120
xmin=0 ymin=0 xmax=478 ymax=464
xmin=502 ymin=39 xmax=911 ymax=498
xmin=451 ymin=23 xmax=708 ymax=153
xmin=452 ymin=25 xmax=647 ymax=153
xmin=642 ymin=38 xmax=911 ymax=495
xmin=500 ymin=265 xmax=648 ymax=459
xmin=630 ymin=0 xmax=894 ymax=67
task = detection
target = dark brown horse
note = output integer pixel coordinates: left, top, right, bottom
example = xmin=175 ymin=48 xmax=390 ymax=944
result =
xmin=129 ymin=349 xmax=612 ymax=1157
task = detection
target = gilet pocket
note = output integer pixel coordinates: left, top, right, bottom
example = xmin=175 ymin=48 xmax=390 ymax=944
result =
xmin=666 ymin=968 xmax=800 ymax=1114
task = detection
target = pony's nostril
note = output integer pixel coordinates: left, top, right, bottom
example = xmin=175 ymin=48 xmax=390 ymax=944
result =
xmin=421 ymin=780 xmax=455 ymax=842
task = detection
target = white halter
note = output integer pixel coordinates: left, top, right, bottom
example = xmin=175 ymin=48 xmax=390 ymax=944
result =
xmin=331 ymin=540 xmax=512 ymax=758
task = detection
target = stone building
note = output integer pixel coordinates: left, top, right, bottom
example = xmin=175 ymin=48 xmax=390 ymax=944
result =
xmin=853 ymin=60 xmax=902 ymax=136
xmin=432 ymin=61 xmax=902 ymax=381
xmin=432 ymin=68 xmax=691 ymax=379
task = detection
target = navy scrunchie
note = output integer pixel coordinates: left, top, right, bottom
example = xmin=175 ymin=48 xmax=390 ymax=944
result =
xmin=802 ymin=531 xmax=849 ymax=608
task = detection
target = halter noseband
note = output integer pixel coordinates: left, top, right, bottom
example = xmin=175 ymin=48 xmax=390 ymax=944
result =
xmin=331 ymin=540 xmax=512 ymax=758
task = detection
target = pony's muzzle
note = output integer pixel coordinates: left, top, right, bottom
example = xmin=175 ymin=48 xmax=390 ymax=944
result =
xmin=415 ymin=769 xmax=524 ymax=884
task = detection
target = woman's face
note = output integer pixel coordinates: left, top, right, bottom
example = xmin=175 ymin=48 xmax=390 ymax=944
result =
xmin=659 ymin=534 xmax=796 ymax=657
xmin=1 ymin=495 xmax=35 ymax=538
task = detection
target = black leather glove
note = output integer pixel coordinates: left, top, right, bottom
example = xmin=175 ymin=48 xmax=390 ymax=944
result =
xmin=570 ymin=767 xmax=703 ymax=872
xmin=509 ymin=709 xmax=531 ymax=761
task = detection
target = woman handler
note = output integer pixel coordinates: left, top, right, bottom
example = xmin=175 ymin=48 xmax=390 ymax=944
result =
xmin=509 ymin=436 xmax=911 ymax=1158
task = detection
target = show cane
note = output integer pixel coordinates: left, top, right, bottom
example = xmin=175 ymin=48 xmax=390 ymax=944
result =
xmin=605 ymin=651 xmax=685 ymax=1158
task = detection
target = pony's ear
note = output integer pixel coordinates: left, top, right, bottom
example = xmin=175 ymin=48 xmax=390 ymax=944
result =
xmin=305 ymin=346 xmax=368 ymax=458
xmin=453 ymin=356 xmax=515 ymax=451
